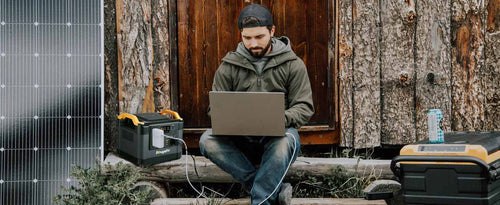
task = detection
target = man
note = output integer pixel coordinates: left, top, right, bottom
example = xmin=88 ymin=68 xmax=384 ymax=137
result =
xmin=199 ymin=4 xmax=314 ymax=205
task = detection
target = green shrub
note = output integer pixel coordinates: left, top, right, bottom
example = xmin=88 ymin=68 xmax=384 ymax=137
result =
xmin=54 ymin=162 xmax=155 ymax=205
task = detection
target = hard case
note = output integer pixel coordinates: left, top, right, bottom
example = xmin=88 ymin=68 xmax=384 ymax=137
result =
xmin=392 ymin=131 xmax=500 ymax=205
xmin=116 ymin=110 xmax=183 ymax=167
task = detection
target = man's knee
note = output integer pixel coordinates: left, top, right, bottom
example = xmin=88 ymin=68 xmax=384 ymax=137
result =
xmin=199 ymin=129 xmax=216 ymax=156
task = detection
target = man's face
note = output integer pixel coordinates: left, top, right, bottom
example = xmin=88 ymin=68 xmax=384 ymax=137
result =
xmin=241 ymin=26 xmax=275 ymax=58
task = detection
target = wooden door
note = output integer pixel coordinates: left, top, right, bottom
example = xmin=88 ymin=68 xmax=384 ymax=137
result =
xmin=177 ymin=0 xmax=335 ymax=129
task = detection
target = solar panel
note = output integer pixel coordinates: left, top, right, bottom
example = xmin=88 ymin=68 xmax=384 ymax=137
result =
xmin=0 ymin=0 xmax=103 ymax=204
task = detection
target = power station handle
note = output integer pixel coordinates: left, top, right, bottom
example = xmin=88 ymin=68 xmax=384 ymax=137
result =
xmin=391 ymin=155 xmax=494 ymax=182
xmin=160 ymin=109 xmax=183 ymax=120
xmin=117 ymin=113 xmax=145 ymax=126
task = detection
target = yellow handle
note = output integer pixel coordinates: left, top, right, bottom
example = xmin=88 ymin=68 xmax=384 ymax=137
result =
xmin=117 ymin=113 xmax=145 ymax=126
xmin=160 ymin=109 xmax=183 ymax=121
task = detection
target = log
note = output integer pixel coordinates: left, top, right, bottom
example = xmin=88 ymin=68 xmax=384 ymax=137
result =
xmin=352 ymin=0 xmax=381 ymax=148
xmin=415 ymin=0 xmax=452 ymax=141
xmin=134 ymin=180 xmax=168 ymax=198
xmin=483 ymin=0 xmax=500 ymax=130
xmin=451 ymin=0 xmax=486 ymax=131
xmin=380 ymin=0 xmax=417 ymax=145
xmin=151 ymin=198 xmax=387 ymax=205
xmin=102 ymin=153 xmax=394 ymax=183
xmin=339 ymin=0 xmax=355 ymax=147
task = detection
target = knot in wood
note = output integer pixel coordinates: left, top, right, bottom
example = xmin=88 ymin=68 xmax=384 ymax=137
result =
xmin=399 ymin=71 xmax=410 ymax=86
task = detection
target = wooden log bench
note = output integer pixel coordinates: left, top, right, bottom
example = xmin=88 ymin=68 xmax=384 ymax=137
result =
xmin=103 ymin=153 xmax=393 ymax=182
xmin=151 ymin=197 xmax=387 ymax=205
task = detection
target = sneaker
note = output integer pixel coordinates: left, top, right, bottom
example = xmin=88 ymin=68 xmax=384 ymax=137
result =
xmin=278 ymin=183 xmax=292 ymax=205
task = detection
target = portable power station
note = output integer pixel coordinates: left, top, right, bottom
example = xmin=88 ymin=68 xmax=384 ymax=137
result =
xmin=392 ymin=131 xmax=500 ymax=205
xmin=116 ymin=110 xmax=183 ymax=167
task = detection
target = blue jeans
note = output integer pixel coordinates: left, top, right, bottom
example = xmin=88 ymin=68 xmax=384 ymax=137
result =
xmin=199 ymin=128 xmax=300 ymax=205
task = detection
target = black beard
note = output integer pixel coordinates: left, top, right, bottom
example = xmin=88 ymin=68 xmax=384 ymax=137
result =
xmin=247 ymin=39 xmax=272 ymax=58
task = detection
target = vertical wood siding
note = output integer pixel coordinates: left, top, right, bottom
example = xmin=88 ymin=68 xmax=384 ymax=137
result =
xmin=415 ymin=0 xmax=452 ymax=141
xmin=339 ymin=0 xmax=355 ymax=147
xmin=340 ymin=0 xmax=499 ymax=147
xmin=380 ymin=0 xmax=416 ymax=145
xmin=352 ymin=0 xmax=381 ymax=148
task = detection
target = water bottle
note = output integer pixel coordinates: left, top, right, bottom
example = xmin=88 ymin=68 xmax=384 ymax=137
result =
xmin=428 ymin=109 xmax=444 ymax=143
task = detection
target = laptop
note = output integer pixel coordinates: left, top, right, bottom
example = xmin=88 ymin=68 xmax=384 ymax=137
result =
xmin=209 ymin=91 xmax=285 ymax=136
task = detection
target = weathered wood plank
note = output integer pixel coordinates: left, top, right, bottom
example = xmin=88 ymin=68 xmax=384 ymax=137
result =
xmin=104 ymin=0 xmax=119 ymax=153
xmin=151 ymin=0 xmax=172 ymax=112
xmin=117 ymin=0 xmax=154 ymax=113
xmin=415 ymin=0 xmax=452 ymax=141
xmin=352 ymin=0 xmax=381 ymax=148
xmin=380 ymin=0 xmax=417 ymax=145
xmin=484 ymin=0 xmax=500 ymax=130
xmin=151 ymin=198 xmax=387 ymax=205
xmin=451 ymin=0 xmax=485 ymax=131
xmin=339 ymin=0 xmax=354 ymax=147
xmin=307 ymin=0 xmax=330 ymax=124
xmin=103 ymin=153 xmax=394 ymax=182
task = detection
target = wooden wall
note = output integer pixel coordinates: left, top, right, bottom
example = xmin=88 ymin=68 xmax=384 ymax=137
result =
xmin=340 ymin=0 xmax=500 ymax=148
xmin=104 ymin=0 xmax=499 ymax=151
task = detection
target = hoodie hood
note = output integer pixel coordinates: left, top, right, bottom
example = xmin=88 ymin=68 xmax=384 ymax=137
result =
xmin=234 ymin=36 xmax=293 ymax=74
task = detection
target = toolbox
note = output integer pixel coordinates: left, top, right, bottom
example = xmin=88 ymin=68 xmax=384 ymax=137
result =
xmin=116 ymin=110 xmax=184 ymax=167
xmin=391 ymin=131 xmax=500 ymax=205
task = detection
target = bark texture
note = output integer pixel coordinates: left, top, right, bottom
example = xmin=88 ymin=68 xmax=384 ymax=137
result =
xmin=415 ymin=0 xmax=452 ymax=141
xmin=117 ymin=0 xmax=154 ymax=114
xmin=484 ymin=0 xmax=500 ymax=130
xmin=103 ymin=153 xmax=394 ymax=182
xmin=352 ymin=0 xmax=381 ymax=148
xmin=104 ymin=0 xmax=119 ymax=153
xmin=451 ymin=0 xmax=485 ymax=131
xmin=152 ymin=0 xmax=172 ymax=112
xmin=339 ymin=0 xmax=354 ymax=147
xmin=380 ymin=0 xmax=416 ymax=145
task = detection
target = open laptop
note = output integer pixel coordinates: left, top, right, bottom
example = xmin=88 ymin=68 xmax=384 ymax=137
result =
xmin=209 ymin=91 xmax=285 ymax=136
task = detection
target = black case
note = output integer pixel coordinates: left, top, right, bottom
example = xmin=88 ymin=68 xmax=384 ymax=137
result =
xmin=117 ymin=113 xmax=183 ymax=167
xmin=392 ymin=131 xmax=500 ymax=205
